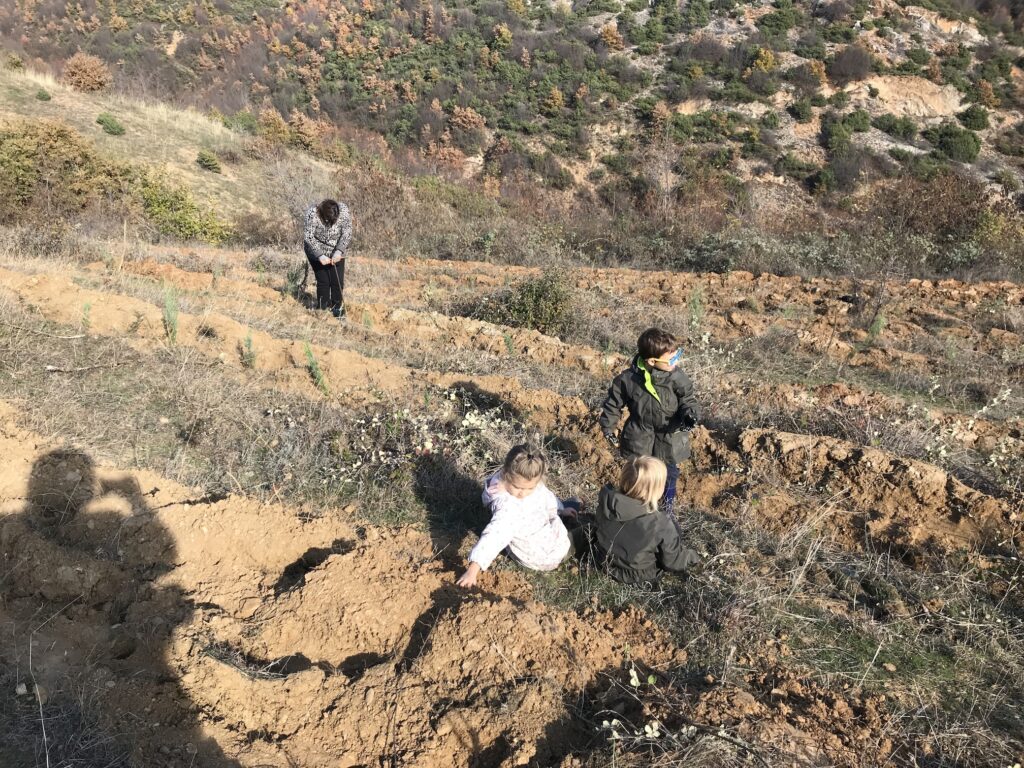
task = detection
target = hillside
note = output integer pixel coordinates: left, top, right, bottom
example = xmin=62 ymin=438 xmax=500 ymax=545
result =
xmin=0 ymin=14 xmax=1023 ymax=768
xmin=5 ymin=0 xmax=1024 ymax=275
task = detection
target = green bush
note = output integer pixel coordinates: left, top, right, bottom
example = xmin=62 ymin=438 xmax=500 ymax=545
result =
xmin=757 ymin=0 xmax=803 ymax=36
xmin=0 ymin=118 xmax=134 ymax=222
xmin=822 ymin=118 xmax=853 ymax=155
xmin=906 ymin=47 xmax=931 ymax=65
xmin=139 ymin=174 xmax=230 ymax=243
xmin=35 ymin=89 xmax=51 ymax=101
xmin=872 ymin=113 xmax=918 ymax=140
xmin=477 ymin=268 xmax=574 ymax=336
xmin=789 ymin=98 xmax=813 ymax=122
xmin=96 ymin=112 xmax=125 ymax=136
xmin=957 ymin=104 xmax=989 ymax=131
xmin=923 ymin=122 xmax=981 ymax=163
xmin=844 ymin=109 xmax=871 ymax=132
xmin=195 ymin=149 xmax=222 ymax=173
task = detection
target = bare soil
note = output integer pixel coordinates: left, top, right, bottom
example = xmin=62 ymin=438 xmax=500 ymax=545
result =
xmin=0 ymin=248 xmax=1021 ymax=766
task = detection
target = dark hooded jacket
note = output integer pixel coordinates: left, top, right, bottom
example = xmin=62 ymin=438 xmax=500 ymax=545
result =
xmin=599 ymin=355 xmax=701 ymax=464
xmin=594 ymin=485 xmax=699 ymax=584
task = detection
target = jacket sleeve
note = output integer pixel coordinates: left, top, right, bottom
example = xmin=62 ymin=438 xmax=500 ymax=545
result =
xmin=303 ymin=207 xmax=330 ymax=261
xmin=670 ymin=370 xmax=701 ymax=430
xmin=468 ymin=500 xmax=516 ymax=570
xmin=332 ymin=203 xmax=353 ymax=256
xmin=656 ymin=515 xmax=700 ymax=573
xmin=599 ymin=373 xmax=628 ymax=437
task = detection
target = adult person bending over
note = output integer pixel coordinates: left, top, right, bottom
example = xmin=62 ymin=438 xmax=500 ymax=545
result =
xmin=303 ymin=199 xmax=352 ymax=319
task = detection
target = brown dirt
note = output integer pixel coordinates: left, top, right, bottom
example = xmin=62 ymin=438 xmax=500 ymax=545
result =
xmin=1 ymin=251 xmax=1021 ymax=766
xmin=0 ymin=409 xmax=679 ymax=766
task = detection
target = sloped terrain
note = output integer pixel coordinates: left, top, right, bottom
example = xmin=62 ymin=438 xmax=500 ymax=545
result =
xmin=0 ymin=243 xmax=1021 ymax=766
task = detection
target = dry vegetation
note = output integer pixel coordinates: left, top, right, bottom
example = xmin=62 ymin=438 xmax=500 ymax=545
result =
xmin=0 ymin=27 xmax=1022 ymax=768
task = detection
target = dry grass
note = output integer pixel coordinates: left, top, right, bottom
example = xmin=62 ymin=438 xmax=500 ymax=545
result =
xmin=0 ymin=65 xmax=334 ymax=219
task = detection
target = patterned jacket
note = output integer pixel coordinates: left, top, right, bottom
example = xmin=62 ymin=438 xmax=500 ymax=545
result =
xmin=303 ymin=203 xmax=352 ymax=262
xmin=468 ymin=471 xmax=571 ymax=572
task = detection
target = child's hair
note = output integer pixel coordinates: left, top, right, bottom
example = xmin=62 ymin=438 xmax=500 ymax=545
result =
xmin=637 ymin=327 xmax=679 ymax=361
xmin=618 ymin=456 xmax=667 ymax=510
xmin=317 ymin=199 xmax=341 ymax=227
xmin=503 ymin=444 xmax=546 ymax=483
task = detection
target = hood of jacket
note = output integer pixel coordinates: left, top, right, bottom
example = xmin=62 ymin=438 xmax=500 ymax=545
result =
xmin=599 ymin=484 xmax=652 ymax=523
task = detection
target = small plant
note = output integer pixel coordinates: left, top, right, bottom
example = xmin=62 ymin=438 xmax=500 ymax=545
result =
xmin=687 ymin=286 xmax=705 ymax=329
xmin=304 ymin=342 xmax=329 ymax=395
xmin=195 ymin=149 xmax=221 ymax=173
xmin=35 ymin=89 xmax=51 ymax=101
xmin=867 ymin=311 xmax=886 ymax=341
xmin=81 ymin=302 xmax=91 ymax=331
xmin=241 ymin=331 xmax=256 ymax=368
xmin=162 ymin=287 xmax=179 ymax=344
xmin=96 ymin=112 xmax=125 ymax=136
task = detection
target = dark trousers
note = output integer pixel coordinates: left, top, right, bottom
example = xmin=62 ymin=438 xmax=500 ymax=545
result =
xmin=663 ymin=462 xmax=679 ymax=514
xmin=305 ymin=245 xmax=344 ymax=312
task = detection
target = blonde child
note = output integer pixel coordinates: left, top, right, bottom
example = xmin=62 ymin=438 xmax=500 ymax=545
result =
xmin=456 ymin=445 xmax=575 ymax=588
xmin=593 ymin=457 xmax=699 ymax=585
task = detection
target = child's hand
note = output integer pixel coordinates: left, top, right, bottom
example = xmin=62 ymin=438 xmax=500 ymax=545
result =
xmin=456 ymin=562 xmax=481 ymax=588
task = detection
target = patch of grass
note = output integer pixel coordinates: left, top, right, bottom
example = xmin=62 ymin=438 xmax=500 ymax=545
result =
xmin=35 ymin=88 xmax=50 ymax=101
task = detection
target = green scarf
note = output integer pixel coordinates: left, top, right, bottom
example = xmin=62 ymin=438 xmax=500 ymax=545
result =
xmin=636 ymin=358 xmax=661 ymax=403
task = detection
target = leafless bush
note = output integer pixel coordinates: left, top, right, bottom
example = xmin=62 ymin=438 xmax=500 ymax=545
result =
xmin=827 ymin=46 xmax=873 ymax=85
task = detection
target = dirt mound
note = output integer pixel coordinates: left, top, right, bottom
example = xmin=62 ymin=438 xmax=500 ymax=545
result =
xmin=0 ymin=411 xmax=678 ymax=766
xmin=687 ymin=427 xmax=1020 ymax=560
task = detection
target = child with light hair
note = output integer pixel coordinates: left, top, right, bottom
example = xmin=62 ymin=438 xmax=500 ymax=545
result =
xmin=456 ymin=445 xmax=577 ymax=588
xmin=593 ymin=456 xmax=699 ymax=585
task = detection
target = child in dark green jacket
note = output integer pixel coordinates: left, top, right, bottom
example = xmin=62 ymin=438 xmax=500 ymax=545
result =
xmin=599 ymin=327 xmax=701 ymax=516
xmin=594 ymin=457 xmax=699 ymax=585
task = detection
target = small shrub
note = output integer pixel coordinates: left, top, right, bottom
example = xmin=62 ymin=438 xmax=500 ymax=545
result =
xmin=828 ymin=90 xmax=851 ymax=108
xmin=241 ymin=332 xmax=257 ymax=368
xmin=844 ymin=109 xmax=871 ymax=132
xmin=906 ymin=47 xmax=931 ymax=65
xmin=923 ymin=122 xmax=981 ymax=163
xmin=140 ymin=174 xmax=230 ymax=243
xmin=477 ymin=268 xmax=574 ymax=336
xmin=957 ymin=104 xmax=989 ymax=131
xmin=96 ymin=112 xmax=125 ymax=136
xmin=63 ymin=52 xmax=111 ymax=92
xmin=195 ymin=149 xmax=222 ymax=173
xmin=35 ymin=89 xmax=51 ymax=101
xmin=789 ymin=98 xmax=813 ymax=122
xmin=822 ymin=117 xmax=853 ymax=155
xmin=5 ymin=53 xmax=24 ymax=70
xmin=162 ymin=287 xmax=179 ymax=344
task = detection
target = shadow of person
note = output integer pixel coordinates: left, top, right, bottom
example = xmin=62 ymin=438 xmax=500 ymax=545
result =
xmin=0 ymin=449 xmax=241 ymax=767
xmin=413 ymin=452 xmax=488 ymax=574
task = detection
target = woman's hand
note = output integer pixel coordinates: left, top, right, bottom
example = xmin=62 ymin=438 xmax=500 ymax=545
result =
xmin=456 ymin=562 xmax=481 ymax=588
xmin=319 ymin=256 xmax=330 ymax=266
